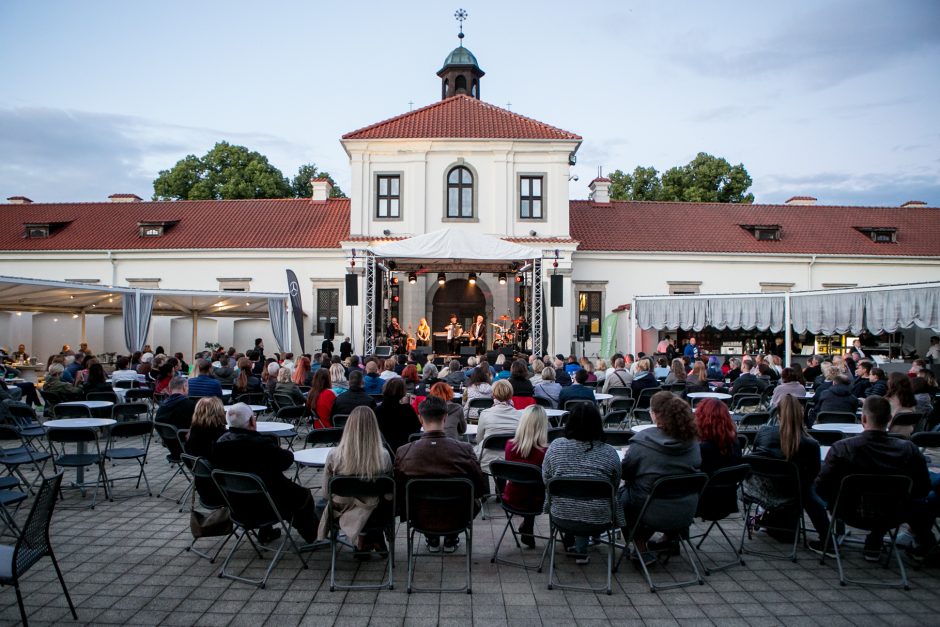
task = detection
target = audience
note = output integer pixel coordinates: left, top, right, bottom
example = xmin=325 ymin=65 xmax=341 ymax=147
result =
xmin=508 ymin=359 xmax=535 ymax=397
xmin=885 ymin=372 xmax=918 ymax=417
xmin=329 ymin=370 xmax=375 ymax=422
xmin=188 ymin=359 xmax=223 ymax=399
xmin=808 ymin=374 xmax=858 ymax=425
xmin=503 ymin=405 xmax=549 ymax=548
xmin=184 ymin=396 xmax=227 ymax=459
xmin=475 ymin=380 xmax=522 ymax=473
xmin=694 ymin=398 xmax=743 ymax=519
xmin=274 ymin=367 xmax=306 ymax=407
xmin=375 ymin=378 xmax=421 ymax=451
xmin=602 ymin=358 xmax=633 ymax=394
xmin=42 ymin=362 xmax=83 ymax=402
xmin=307 ymin=368 xmax=338 ymax=427
xmin=232 ymin=356 xmax=263 ymax=397
xmin=533 ymin=367 xmax=562 ymax=408
xmin=630 ymin=359 xmax=659 ymax=397
xmin=557 ymin=368 xmax=595 ymax=407
xmin=428 ymin=382 xmax=467 ymax=440
xmin=769 ymin=367 xmax=806 ymax=409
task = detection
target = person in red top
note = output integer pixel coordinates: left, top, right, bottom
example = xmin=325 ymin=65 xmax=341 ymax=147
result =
xmin=503 ymin=404 xmax=549 ymax=548
xmin=305 ymin=368 xmax=335 ymax=428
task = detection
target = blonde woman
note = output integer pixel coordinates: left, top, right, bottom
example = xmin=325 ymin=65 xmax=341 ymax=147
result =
xmin=274 ymin=367 xmax=305 ymax=406
xmin=474 ymin=379 xmax=521 ymax=472
xmin=185 ymin=397 xmax=227 ymax=459
xmin=329 ymin=362 xmax=348 ymax=392
xmin=316 ymin=406 xmax=393 ymax=555
xmin=503 ymin=405 xmax=549 ymax=547
xmin=416 ymin=317 xmax=431 ymax=347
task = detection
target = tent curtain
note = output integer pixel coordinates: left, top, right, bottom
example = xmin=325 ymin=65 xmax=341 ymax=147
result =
xmin=791 ymin=286 xmax=940 ymax=335
xmin=122 ymin=291 xmax=154 ymax=352
xmin=636 ymin=296 xmax=784 ymax=332
xmin=267 ymin=297 xmax=289 ymax=352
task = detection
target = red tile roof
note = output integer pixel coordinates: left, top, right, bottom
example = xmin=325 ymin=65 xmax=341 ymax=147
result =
xmin=342 ymin=95 xmax=581 ymax=141
xmin=0 ymin=198 xmax=349 ymax=250
xmin=569 ymin=200 xmax=940 ymax=257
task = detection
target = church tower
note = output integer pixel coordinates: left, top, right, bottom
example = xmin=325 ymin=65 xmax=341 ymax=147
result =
xmin=437 ymin=9 xmax=484 ymax=100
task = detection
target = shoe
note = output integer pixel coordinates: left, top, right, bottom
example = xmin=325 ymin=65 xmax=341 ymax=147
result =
xmin=520 ymin=533 xmax=536 ymax=549
xmin=256 ymin=527 xmax=281 ymax=544
xmin=630 ymin=549 xmax=657 ymax=567
xmin=647 ymin=538 xmax=681 ymax=556
xmin=373 ymin=537 xmax=389 ymax=558
xmin=864 ymin=537 xmax=883 ymax=562
xmin=905 ymin=542 xmax=935 ymax=563
xmin=443 ymin=536 xmax=459 ymax=553
xmin=575 ymin=555 xmax=591 ymax=565
xmin=425 ymin=536 xmax=441 ymax=552
xmin=808 ymin=540 xmax=837 ymax=559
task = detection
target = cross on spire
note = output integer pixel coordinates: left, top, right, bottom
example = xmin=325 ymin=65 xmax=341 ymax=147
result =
xmin=455 ymin=8 xmax=468 ymax=44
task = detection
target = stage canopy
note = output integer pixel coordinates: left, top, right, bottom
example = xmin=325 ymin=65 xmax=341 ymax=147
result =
xmin=368 ymin=228 xmax=540 ymax=271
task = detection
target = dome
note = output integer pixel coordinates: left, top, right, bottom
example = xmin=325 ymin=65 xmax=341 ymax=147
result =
xmin=441 ymin=45 xmax=481 ymax=70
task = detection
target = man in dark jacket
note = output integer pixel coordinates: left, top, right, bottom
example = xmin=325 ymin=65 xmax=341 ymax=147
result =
xmin=816 ymin=396 xmax=936 ymax=560
xmin=808 ymin=375 xmax=859 ymax=425
xmin=730 ymin=359 xmax=769 ymax=394
xmin=802 ymin=355 xmax=823 ymax=385
xmin=851 ymin=361 xmax=873 ymax=397
xmin=867 ymin=368 xmax=888 ymax=397
xmin=211 ymin=403 xmax=318 ymax=543
xmin=154 ymin=377 xmax=198 ymax=457
xmin=187 ymin=359 xmax=223 ymax=398
xmin=395 ymin=397 xmax=485 ymax=552
xmin=558 ymin=368 xmax=595 ymax=407
xmin=331 ymin=370 xmax=377 ymax=419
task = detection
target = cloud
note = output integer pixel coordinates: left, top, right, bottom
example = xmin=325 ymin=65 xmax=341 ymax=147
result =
xmin=0 ymin=107 xmax=314 ymax=202
xmin=690 ymin=104 xmax=770 ymax=123
xmin=756 ymin=170 xmax=940 ymax=206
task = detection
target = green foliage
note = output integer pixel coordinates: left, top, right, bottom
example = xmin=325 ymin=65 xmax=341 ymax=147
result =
xmin=608 ymin=153 xmax=754 ymax=204
xmin=291 ymin=164 xmax=346 ymax=198
xmin=153 ymin=141 xmax=291 ymax=200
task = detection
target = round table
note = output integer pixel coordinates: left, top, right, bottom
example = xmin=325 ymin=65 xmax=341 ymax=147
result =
xmin=221 ymin=390 xmax=232 ymax=397
xmin=294 ymin=447 xmax=334 ymax=468
xmin=44 ymin=418 xmax=116 ymax=484
xmin=56 ymin=400 xmax=114 ymax=410
xmin=452 ymin=392 xmax=462 ymax=400
xmin=594 ymin=393 xmax=613 ymax=401
xmin=247 ymin=405 xmax=268 ymax=414
xmin=630 ymin=424 xmax=656 ymax=433
xmin=811 ymin=423 xmax=863 ymax=434
xmin=254 ymin=421 xmax=295 ymax=434
xmin=686 ymin=392 xmax=732 ymax=400
xmin=544 ymin=408 xmax=568 ymax=418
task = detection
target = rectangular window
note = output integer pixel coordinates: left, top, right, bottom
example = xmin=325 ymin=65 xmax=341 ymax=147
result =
xmin=578 ymin=291 xmax=602 ymax=335
xmin=217 ymin=278 xmax=251 ymax=292
xmin=376 ymin=175 xmax=401 ymax=218
xmin=668 ymin=282 xmax=701 ymax=295
xmin=520 ymin=176 xmax=543 ymax=219
xmin=316 ymin=288 xmax=339 ymax=334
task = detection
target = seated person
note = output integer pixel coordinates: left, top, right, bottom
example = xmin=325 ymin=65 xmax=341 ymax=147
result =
xmin=110 ymin=355 xmax=142 ymax=386
xmin=273 ymin=367 xmax=306 ymax=407
xmin=508 ymin=359 xmax=534 ymax=397
xmin=851 ymin=361 xmax=874 ymax=398
xmin=769 ymin=367 xmax=806 ymax=409
xmin=211 ymin=403 xmax=319 ymax=544
xmin=328 ymin=369 xmax=374 ymax=422
xmin=428 ymin=382 xmax=466 ymax=440
xmin=503 ymin=405 xmax=549 ymax=547
xmin=533 ymin=367 xmax=562 ymax=408
xmin=630 ymin=359 xmax=660 ymax=398
xmin=557 ymin=368 xmax=596 ymax=407
xmin=694 ymin=398 xmax=743 ymax=518
xmin=475 ymin=380 xmax=522 ymax=473
xmin=155 ymin=377 xmax=198 ymax=457
xmin=231 ymin=356 xmax=263 ymax=398
xmin=185 ymin=396 xmax=228 ymax=459
xmin=187 ymin=359 xmax=224 ymax=398
xmin=363 ymin=361 xmax=385 ymax=396
xmin=867 ymin=367 xmax=888 ymax=397
xmin=729 ymin=358 xmax=769 ymax=394
xmin=603 ymin=358 xmax=633 ymax=394
xmin=375 ymin=378 xmax=421 ymax=451
xmin=808 ymin=374 xmax=858 ymax=425
xmin=41 ymin=363 xmax=84 ymax=403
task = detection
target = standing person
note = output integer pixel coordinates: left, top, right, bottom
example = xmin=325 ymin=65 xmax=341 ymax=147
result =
xmin=340 ymin=337 xmax=353 ymax=361
xmin=503 ymin=405 xmax=549 ymax=547
xmin=252 ymin=338 xmax=265 ymax=375
xmin=374 ymin=378 xmax=421 ymax=451
xmin=316 ymin=406 xmax=394 ymax=556
xmin=469 ymin=315 xmax=486 ymax=354
xmin=321 ymin=336 xmax=335 ymax=358
xmin=446 ymin=314 xmax=462 ymax=354
xmin=683 ymin=337 xmax=700 ymax=360
xmin=415 ymin=319 xmax=431 ymax=348
xmin=926 ymin=336 xmax=940 ymax=364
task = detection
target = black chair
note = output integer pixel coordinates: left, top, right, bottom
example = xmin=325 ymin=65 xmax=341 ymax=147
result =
xmin=468 ymin=398 xmax=494 ymax=420
xmin=47 ymin=427 xmax=110 ymax=508
xmin=731 ymin=394 xmax=762 ymax=413
xmin=738 ymin=455 xmax=805 ymax=562
xmin=692 ymin=464 xmax=751 ymax=573
xmin=737 ymin=411 xmax=771 ymax=431
xmin=86 ymin=391 xmax=118 ymax=405
xmin=405 ymin=477 xmax=476 ymax=594
xmin=633 ymin=408 xmax=652 ymax=425
xmin=608 ymin=397 xmax=635 ymax=416
xmin=53 ymin=404 xmax=91 ymax=419
xmin=818 ymin=474 xmax=913 ymax=589
xmin=183 ymin=456 xmax=233 ymax=563
xmin=602 ymin=410 xmax=629 ymax=429
xmin=305 ymin=428 xmax=344 ymax=448
xmin=233 ymin=393 xmax=266 ymax=408
xmin=122 ymin=388 xmax=153 ymax=404
xmin=332 ymin=414 xmax=350 ymax=429
xmin=0 ymin=426 xmax=50 ymax=494
xmin=489 ymin=461 xmax=545 ymax=570
xmin=547 ymin=427 xmax=565 ymax=442
xmin=111 ymin=402 xmax=150 ymax=422
xmin=736 ymin=434 xmax=749 ymax=455
xmin=808 ymin=430 xmax=845 ymax=446
xmin=0 ymin=472 xmax=77 ymax=626
xmin=888 ymin=412 xmax=924 ymax=437
xmin=583 ymin=381 xmax=598 ymax=389
xmin=608 ymin=387 xmax=632 ymax=398
xmin=815 ymin=411 xmax=859 ymax=425
xmin=275 ymin=405 xmax=306 ymax=428
xmin=152 ymin=422 xmax=192 ymax=502
xmin=634 ymin=387 xmax=661 ymax=413
xmin=112 ymin=379 xmax=136 ymax=390
xmin=603 ymin=430 xmax=634 ymax=447
xmin=533 ymin=396 xmax=552 ymax=408
xmin=325 ymin=476 xmax=396 ymax=591
xmin=273 ymin=394 xmax=299 ymax=413
xmin=543 ymin=477 xmax=619 ymax=595
xmin=3 ymin=405 xmax=47 ymax=451
xmin=104 ymin=420 xmax=153 ymax=499
xmin=911 ymin=431 xmax=940 ymax=451
xmin=478 ymin=434 xmax=516 ymax=511
xmin=211 ymin=469 xmax=309 ymax=588
xmin=0 ymin=478 xmax=27 ymax=537
xmin=616 ymin=473 xmax=709 ymax=592
xmin=563 ymin=399 xmax=594 ymax=413
xmin=663 ymin=382 xmax=687 ymax=395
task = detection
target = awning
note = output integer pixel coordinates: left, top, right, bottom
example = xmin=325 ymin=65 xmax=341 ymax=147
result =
xmin=367 ymin=228 xmax=541 ymax=271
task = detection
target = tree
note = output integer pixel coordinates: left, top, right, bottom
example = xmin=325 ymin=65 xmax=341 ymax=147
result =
xmin=608 ymin=153 xmax=754 ymax=204
xmin=291 ymin=164 xmax=346 ymax=198
xmin=153 ymin=141 xmax=291 ymax=200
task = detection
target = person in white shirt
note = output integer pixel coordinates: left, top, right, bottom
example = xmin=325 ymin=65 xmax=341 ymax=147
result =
xmin=379 ymin=356 xmax=400 ymax=381
xmin=926 ymin=336 xmax=940 ymax=363
xmin=474 ymin=380 xmax=521 ymax=472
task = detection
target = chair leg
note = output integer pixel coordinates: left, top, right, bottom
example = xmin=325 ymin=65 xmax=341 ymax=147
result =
xmin=406 ymin=526 xmax=415 ymax=593
xmin=466 ymin=527 xmax=473 ymax=594
xmin=49 ymin=551 xmax=78 ymax=620
xmin=14 ymin=583 xmax=28 ymax=627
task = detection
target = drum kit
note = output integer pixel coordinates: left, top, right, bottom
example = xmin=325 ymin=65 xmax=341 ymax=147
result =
xmin=492 ymin=314 xmax=524 ymax=350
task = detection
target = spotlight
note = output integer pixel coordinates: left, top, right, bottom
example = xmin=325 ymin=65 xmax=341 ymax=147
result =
xmin=468 ymin=272 xmax=477 ymax=285
xmin=514 ymin=296 xmax=522 ymax=303
xmin=498 ymin=273 xmax=507 ymax=285
xmin=515 ymin=274 xmax=523 ymax=283
xmin=392 ymin=276 xmax=399 ymax=285
xmin=408 ymin=272 xmax=417 ymax=284
xmin=437 ymin=272 xmax=446 ymax=285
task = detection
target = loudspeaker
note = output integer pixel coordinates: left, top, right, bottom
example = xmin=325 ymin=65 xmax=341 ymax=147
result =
xmin=500 ymin=347 xmax=514 ymax=357
xmin=374 ymin=346 xmax=393 ymax=358
xmin=323 ymin=322 xmax=335 ymax=341
xmin=577 ymin=323 xmax=592 ymax=342
xmin=345 ymin=274 xmax=358 ymax=306
xmin=550 ymin=274 xmax=563 ymax=307
xmin=460 ymin=346 xmax=477 ymax=357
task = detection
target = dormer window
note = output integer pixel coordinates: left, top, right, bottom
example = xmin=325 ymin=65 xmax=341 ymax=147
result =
xmin=23 ymin=221 xmax=69 ymax=238
xmin=855 ymin=227 xmax=897 ymax=243
xmin=740 ymin=224 xmax=781 ymax=241
xmin=137 ymin=220 xmax=178 ymax=238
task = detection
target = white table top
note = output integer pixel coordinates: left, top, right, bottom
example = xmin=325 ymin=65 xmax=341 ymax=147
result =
xmin=544 ymin=408 xmax=568 ymax=417
xmin=630 ymin=424 xmax=657 ymax=433
xmin=812 ymin=423 xmax=863 ymax=434
xmin=221 ymin=389 xmax=232 ymax=397
xmin=57 ymin=400 xmax=114 ymax=409
xmin=294 ymin=446 xmax=333 ymax=467
xmin=247 ymin=405 xmax=268 ymax=413
xmin=594 ymin=393 xmax=613 ymax=401
xmin=44 ymin=418 xmax=116 ymax=429
xmin=421 ymin=424 xmax=478 ymax=435
xmin=820 ymin=446 xmax=830 ymax=460
xmin=687 ymin=392 xmax=732 ymax=400
xmin=452 ymin=392 xmax=462 ymax=399
xmin=255 ymin=421 xmax=295 ymax=434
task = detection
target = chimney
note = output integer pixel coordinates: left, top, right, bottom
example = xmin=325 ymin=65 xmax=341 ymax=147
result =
xmin=900 ymin=200 xmax=927 ymax=208
xmin=784 ymin=195 xmax=817 ymax=206
xmin=108 ymin=193 xmax=143 ymax=203
xmin=589 ymin=177 xmax=611 ymax=204
xmin=6 ymin=196 xmax=33 ymax=204
xmin=310 ymin=178 xmax=333 ymax=202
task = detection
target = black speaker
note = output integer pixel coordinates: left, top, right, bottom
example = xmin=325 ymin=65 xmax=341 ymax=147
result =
xmin=460 ymin=346 xmax=477 ymax=357
xmin=577 ymin=323 xmax=592 ymax=342
xmin=323 ymin=322 xmax=336 ymax=341
xmin=550 ymin=274 xmax=563 ymax=307
xmin=345 ymin=274 xmax=358 ymax=306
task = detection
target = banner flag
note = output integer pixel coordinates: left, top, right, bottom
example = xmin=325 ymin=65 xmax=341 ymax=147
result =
xmin=286 ymin=269 xmax=305 ymax=353
xmin=599 ymin=313 xmax=618 ymax=360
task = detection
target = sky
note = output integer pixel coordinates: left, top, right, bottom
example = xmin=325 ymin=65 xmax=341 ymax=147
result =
xmin=1 ymin=0 xmax=938 ymax=206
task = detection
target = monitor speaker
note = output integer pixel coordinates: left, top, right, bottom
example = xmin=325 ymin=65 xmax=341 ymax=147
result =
xmin=374 ymin=346 xmax=392 ymax=358
xmin=550 ymin=274 xmax=563 ymax=307
xmin=345 ymin=274 xmax=358 ymax=306
xmin=323 ymin=322 xmax=336 ymax=341
xmin=577 ymin=324 xmax=592 ymax=342
xmin=459 ymin=346 xmax=477 ymax=356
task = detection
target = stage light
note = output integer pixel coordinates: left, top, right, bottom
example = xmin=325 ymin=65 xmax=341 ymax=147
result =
xmin=408 ymin=272 xmax=417 ymax=284
xmin=514 ymin=296 xmax=522 ymax=303
xmin=391 ymin=276 xmax=399 ymax=285
xmin=468 ymin=272 xmax=477 ymax=285
xmin=437 ymin=272 xmax=446 ymax=285
xmin=515 ymin=274 xmax=523 ymax=283
xmin=498 ymin=273 xmax=507 ymax=285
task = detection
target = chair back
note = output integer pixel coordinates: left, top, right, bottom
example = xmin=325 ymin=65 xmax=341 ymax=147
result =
xmin=469 ymin=398 xmax=494 ymax=411
xmin=5 ymin=405 xmax=38 ymax=429
xmin=731 ymin=393 xmax=762 ymax=411
xmin=87 ymin=391 xmax=118 ymax=404
xmin=664 ymin=383 xmax=687 ymax=394
xmin=275 ymin=405 xmax=306 ymax=424
xmin=697 ymin=463 xmax=750 ymax=521
xmin=211 ymin=469 xmax=281 ymax=530
xmin=233 ymin=393 xmax=265 ymax=406
xmin=11 ymin=472 xmax=63 ymax=578
xmin=54 ymin=404 xmax=91 ymax=419
xmin=736 ymin=434 xmax=749 ymax=453
xmin=888 ymin=411 xmax=923 ymax=436
xmin=108 ymin=419 xmax=152 ymax=443
xmin=329 ymin=475 xmax=395 ymax=501
xmin=112 ymin=402 xmax=150 ymax=422
xmin=533 ymin=396 xmax=552 ymax=408
xmin=738 ymin=411 xmax=771 ymax=429
xmin=635 ymin=387 xmax=660 ymax=410
xmin=564 ymin=399 xmax=595 ymax=412
xmin=741 ymin=454 xmax=801 ymax=507
xmin=637 ymin=473 xmax=708 ymax=531
xmin=609 ymin=397 xmax=635 ymax=414
xmin=547 ymin=427 xmax=565 ymax=442
xmin=816 ymin=411 xmax=858 ymax=425
xmin=405 ymin=477 xmax=475 ymax=535
xmin=608 ymin=387 xmax=632 ymax=398
xmin=273 ymin=394 xmax=298 ymax=411
xmin=603 ymin=430 xmax=633 ymax=447
xmin=47 ymin=426 xmax=97 ymax=445
xmin=113 ymin=379 xmax=136 ymax=389
xmin=911 ymin=431 xmax=940 ymax=450
xmin=633 ymin=408 xmax=652 ymax=425
xmin=480 ymin=433 xmax=514 ymax=455
xmin=332 ymin=414 xmax=350 ymax=429
xmin=0 ymin=424 xmax=25 ymax=453
xmin=187 ymin=456 xmax=225 ymax=509
xmin=829 ymin=474 xmax=912 ymax=532
xmin=808 ymin=429 xmax=844 ymax=446
xmin=546 ymin=477 xmax=617 ymax=532
xmin=602 ymin=410 xmax=628 ymax=428
xmin=305 ymin=427 xmax=344 ymax=448
xmin=489 ymin=460 xmax=543 ymax=490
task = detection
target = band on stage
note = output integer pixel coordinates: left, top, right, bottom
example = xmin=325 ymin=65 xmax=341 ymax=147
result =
xmin=385 ymin=314 xmax=528 ymax=355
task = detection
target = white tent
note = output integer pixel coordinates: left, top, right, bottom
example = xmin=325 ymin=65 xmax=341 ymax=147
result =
xmin=368 ymin=228 xmax=540 ymax=265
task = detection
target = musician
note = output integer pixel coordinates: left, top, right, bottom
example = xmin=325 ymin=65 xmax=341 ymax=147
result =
xmin=416 ymin=318 xmax=431 ymax=347
xmin=446 ymin=314 xmax=463 ymax=354
xmin=387 ymin=317 xmax=404 ymax=352
xmin=469 ymin=315 xmax=486 ymax=354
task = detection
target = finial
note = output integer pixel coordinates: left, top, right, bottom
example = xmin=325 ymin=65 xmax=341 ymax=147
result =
xmin=455 ymin=8 xmax=468 ymax=45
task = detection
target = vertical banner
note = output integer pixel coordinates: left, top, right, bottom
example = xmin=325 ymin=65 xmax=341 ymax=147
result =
xmin=599 ymin=313 xmax=619 ymax=360
xmin=286 ymin=269 xmax=305 ymax=354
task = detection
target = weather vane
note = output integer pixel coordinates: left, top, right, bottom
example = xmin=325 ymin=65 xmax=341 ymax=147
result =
xmin=455 ymin=8 xmax=468 ymax=42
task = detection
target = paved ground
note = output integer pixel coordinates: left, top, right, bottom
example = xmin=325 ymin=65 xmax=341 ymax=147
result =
xmin=1 ymin=437 xmax=938 ymax=627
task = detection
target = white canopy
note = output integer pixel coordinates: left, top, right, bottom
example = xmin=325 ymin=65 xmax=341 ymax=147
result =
xmin=368 ymin=228 xmax=540 ymax=263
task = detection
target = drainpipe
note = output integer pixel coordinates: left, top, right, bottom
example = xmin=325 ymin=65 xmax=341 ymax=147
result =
xmin=107 ymin=250 xmax=116 ymax=285
xmin=807 ymin=254 xmax=817 ymax=288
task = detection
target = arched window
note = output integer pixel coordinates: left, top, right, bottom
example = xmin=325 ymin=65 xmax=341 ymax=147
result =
xmin=455 ymin=75 xmax=467 ymax=94
xmin=447 ymin=166 xmax=474 ymax=218
xmin=442 ymin=78 xmax=449 ymax=99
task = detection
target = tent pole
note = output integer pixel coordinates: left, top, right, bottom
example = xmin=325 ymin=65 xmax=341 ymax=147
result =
xmin=631 ymin=297 xmax=638 ymax=359
xmin=80 ymin=311 xmax=87 ymax=344
xmin=191 ymin=312 xmax=198 ymax=362
xmin=784 ymin=292 xmax=792 ymax=368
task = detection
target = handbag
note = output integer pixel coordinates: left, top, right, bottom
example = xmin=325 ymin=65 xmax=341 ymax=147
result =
xmin=189 ymin=482 xmax=233 ymax=538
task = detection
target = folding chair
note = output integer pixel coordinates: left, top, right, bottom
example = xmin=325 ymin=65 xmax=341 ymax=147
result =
xmin=273 ymin=395 xmax=299 ymax=413
xmin=3 ymin=405 xmax=47 ymax=452
xmin=86 ymin=391 xmax=118 ymax=404
xmin=275 ymin=405 xmax=306 ymax=429
xmin=603 ymin=430 xmax=633 ymax=447
xmin=332 ymin=414 xmax=350 ymax=429
xmin=152 ymin=422 xmax=192 ymax=503
xmin=0 ymin=479 xmax=27 ymax=537
xmin=564 ymin=399 xmax=595 ymax=413
xmin=326 ymin=475 xmax=396 ymax=591
xmin=0 ymin=472 xmax=77 ymax=626
xmin=104 ymin=420 xmax=153 ymax=499
xmin=634 ymin=387 xmax=661 ymax=414
xmin=888 ymin=412 xmax=924 ymax=438
xmin=818 ymin=474 xmax=912 ymax=589
xmin=533 ymin=396 xmax=552 ymax=408
xmin=815 ymin=411 xmax=859 ymax=425
xmin=736 ymin=412 xmax=771 ymax=448
xmin=477 ymin=433 xmax=515 ymax=513
xmin=53 ymin=404 xmax=91 ymax=419
xmin=692 ymin=463 xmax=751 ymax=573
xmin=543 ymin=476 xmax=619 ymax=595
xmin=47 ymin=427 xmax=110 ymax=508
xmin=547 ymin=427 xmax=565 ymax=442
xmin=467 ymin=398 xmax=494 ymax=421
xmin=608 ymin=397 xmax=635 ymax=418
xmin=633 ymin=408 xmax=653 ymax=425
xmin=602 ymin=410 xmax=629 ymax=430
xmin=211 ymin=469 xmax=309 ymax=588
xmin=731 ymin=393 xmax=762 ymax=413
xmin=808 ymin=429 xmax=845 ymax=446
xmin=0 ymin=425 xmax=50 ymax=495
xmin=184 ymin=456 xmax=233 ymax=563
xmin=111 ymin=402 xmax=150 ymax=422
xmin=615 ymin=473 xmax=709 ymax=592
xmin=739 ymin=455 xmax=805 ymax=562
xmin=489 ymin=460 xmax=545 ymax=570
xmin=608 ymin=387 xmax=632 ymax=399
xmin=405 ymin=477 xmax=476 ymax=594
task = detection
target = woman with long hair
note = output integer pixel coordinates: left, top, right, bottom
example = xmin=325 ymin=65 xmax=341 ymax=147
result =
xmin=508 ymin=359 xmax=534 ymax=397
xmin=305 ymin=367 xmax=335 ymax=428
xmin=374 ymin=378 xmax=421 ymax=450
xmin=885 ymin=372 xmax=917 ymax=417
xmin=152 ymin=357 xmax=179 ymax=395
xmin=185 ymin=397 xmax=227 ymax=458
xmin=416 ymin=317 xmax=431 ymax=347
xmin=233 ymin=356 xmax=262 ymax=397
xmin=664 ymin=358 xmax=687 ymax=385
xmin=463 ymin=365 xmax=493 ymax=418
xmin=292 ymin=356 xmax=312 ymax=387
xmin=316 ymin=406 xmax=394 ymax=556
xmin=400 ymin=364 xmax=420 ymax=393
xmin=428 ymin=381 xmax=466 ymax=440
xmin=503 ymin=405 xmax=549 ymax=547
xmin=81 ymin=361 xmax=112 ymax=395
xmin=694 ymin=398 xmax=742 ymax=518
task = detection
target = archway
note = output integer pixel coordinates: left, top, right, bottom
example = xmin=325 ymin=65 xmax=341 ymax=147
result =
xmin=432 ymin=279 xmax=485 ymax=352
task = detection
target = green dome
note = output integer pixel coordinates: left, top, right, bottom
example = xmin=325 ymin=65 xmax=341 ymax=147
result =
xmin=441 ymin=45 xmax=480 ymax=69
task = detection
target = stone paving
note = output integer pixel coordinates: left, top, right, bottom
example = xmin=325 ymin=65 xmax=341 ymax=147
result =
xmin=1 ymin=439 xmax=938 ymax=627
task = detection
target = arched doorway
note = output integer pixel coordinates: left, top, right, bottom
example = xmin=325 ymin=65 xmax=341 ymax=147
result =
xmin=432 ymin=279 xmax=485 ymax=352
